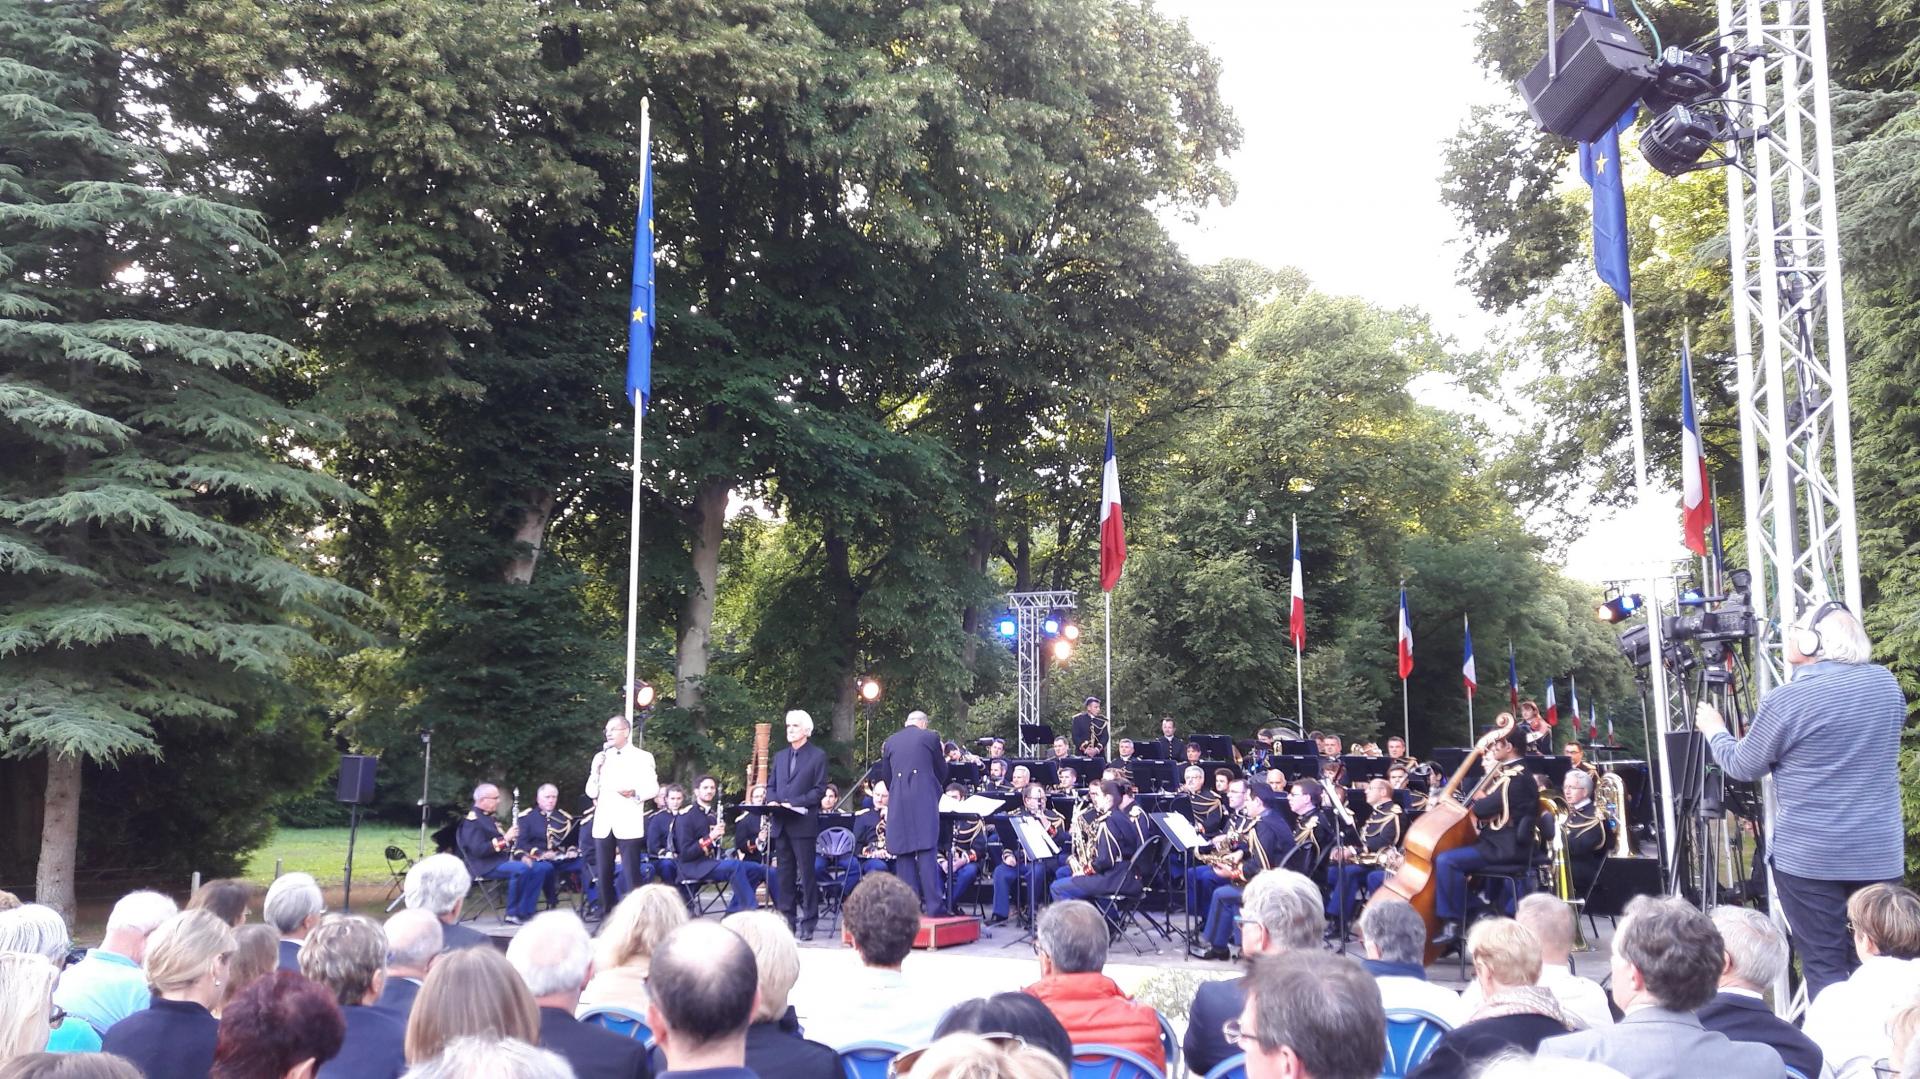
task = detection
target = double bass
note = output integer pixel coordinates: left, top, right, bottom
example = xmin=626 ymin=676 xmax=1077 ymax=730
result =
xmin=1377 ymin=714 xmax=1516 ymax=964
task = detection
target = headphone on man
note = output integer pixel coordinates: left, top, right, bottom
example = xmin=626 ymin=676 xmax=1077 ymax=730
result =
xmin=1792 ymin=600 xmax=1849 ymax=657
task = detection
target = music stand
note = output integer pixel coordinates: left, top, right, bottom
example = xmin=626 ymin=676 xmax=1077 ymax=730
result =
xmin=1279 ymin=739 xmax=1313 ymax=756
xmin=1189 ymin=734 xmax=1235 ymax=761
xmin=1019 ymin=723 xmax=1053 ymax=757
xmin=1153 ymin=812 xmax=1207 ymax=951
xmin=994 ymin=814 xmax=1060 ymax=946
xmin=1342 ymin=756 xmax=1389 ymax=782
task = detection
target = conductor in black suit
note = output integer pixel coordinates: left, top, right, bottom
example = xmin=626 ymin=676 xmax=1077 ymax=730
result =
xmin=767 ymin=709 xmax=830 ymax=939
xmin=881 ymin=709 xmax=949 ymax=915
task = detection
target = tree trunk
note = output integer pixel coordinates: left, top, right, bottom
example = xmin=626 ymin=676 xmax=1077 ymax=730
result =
xmin=36 ymin=752 xmax=80 ymax=921
xmin=674 ymin=478 xmax=729 ymax=736
xmin=501 ymin=487 xmax=557 ymax=584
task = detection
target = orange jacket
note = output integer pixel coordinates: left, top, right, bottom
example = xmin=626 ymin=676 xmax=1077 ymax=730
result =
xmin=1025 ymin=972 xmax=1166 ymax=1071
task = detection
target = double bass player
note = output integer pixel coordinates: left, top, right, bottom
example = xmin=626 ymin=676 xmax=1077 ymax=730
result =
xmin=1431 ymin=722 xmax=1535 ymax=950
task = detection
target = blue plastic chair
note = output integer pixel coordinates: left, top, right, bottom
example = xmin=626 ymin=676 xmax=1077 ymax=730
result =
xmin=1072 ymin=1044 xmax=1167 ymax=1079
xmin=577 ymin=1003 xmax=651 ymax=1044
xmin=1381 ymin=1008 xmax=1452 ymax=1077
xmin=839 ymin=1040 xmax=908 ymax=1079
xmin=1199 ymin=1052 xmax=1245 ymax=1079
xmin=1156 ymin=1011 xmax=1182 ymax=1079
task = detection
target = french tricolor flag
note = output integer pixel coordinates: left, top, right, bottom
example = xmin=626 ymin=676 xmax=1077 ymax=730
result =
xmin=1397 ymin=588 xmax=1413 ymax=680
xmin=1681 ymin=343 xmax=1712 ymax=556
xmin=1462 ymin=616 xmax=1477 ymax=697
xmin=1545 ymin=678 xmax=1559 ymax=728
xmin=1099 ymin=416 xmax=1126 ymax=592
xmin=1289 ymin=517 xmax=1305 ymax=652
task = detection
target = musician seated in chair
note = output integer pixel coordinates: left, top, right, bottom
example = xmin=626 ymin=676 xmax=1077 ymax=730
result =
xmin=812 ymin=784 xmax=862 ymax=900
xmin=724 ymin=784 xmax=772 ymax=914
xmin=1557 ymin=770 xmax=1609 ymax=894
xmin=514 ymin=783 xmax=585 ymax=911
xmin=1328 ymin=778 xmax=1403 ymax=923
xmin=854 ymin=783 xmax=895 ymax=878
xmin=1432 ymin=724 xmax=1537 ymax=950
xmin=457 ymin=783 xmax=554 ymax=925
xmin=644 ymin=783 xmax=689 ymax=885
xmin=989 ymin=784 xmax=1064 ymax=925
xmin=1050 ymin=780 xmax=1142 ymax=905
xmin=1282 ymin=778 xmax=1338 ymax=879
xmin=1191 ymin=779 xmax=1294 ymax=960
xmin=1185 ymin=778 xmax=1251 ymax=917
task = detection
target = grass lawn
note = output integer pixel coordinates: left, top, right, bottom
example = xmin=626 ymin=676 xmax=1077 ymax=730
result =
xmin=242 ymin=824 xmax=426 ymax=886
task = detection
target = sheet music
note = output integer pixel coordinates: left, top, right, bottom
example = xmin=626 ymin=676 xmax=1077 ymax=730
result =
xmin=1013 ymin=816 xmax=1060 ymax=858
xmin=1161 ymin=811 xmax=1205 ymax=851
xmin=954 ymin=794 xmax=1015 ymax=817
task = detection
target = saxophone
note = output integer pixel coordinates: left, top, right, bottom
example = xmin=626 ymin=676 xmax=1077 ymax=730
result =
xmin=1070 ymin=807 xmax=1101 ymax=875
xmin=1599 ymin=771 xmax=1632 ymax=856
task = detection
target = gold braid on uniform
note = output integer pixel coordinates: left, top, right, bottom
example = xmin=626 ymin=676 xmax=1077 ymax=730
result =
xmin=1484 ymin=761 xmax=1527 ymax=831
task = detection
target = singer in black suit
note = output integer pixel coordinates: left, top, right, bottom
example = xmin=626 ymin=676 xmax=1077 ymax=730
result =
xmin=767 ymin=709 xmax=830 ymax=938
xmin=881 ymin=709 xmax=949 ymax=915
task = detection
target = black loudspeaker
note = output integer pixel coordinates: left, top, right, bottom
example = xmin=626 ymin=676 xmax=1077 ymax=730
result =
xmin=336 ymin=754 xmax=378 ymax=805
xmin=1587 ymin=855 xmax=1663 ymax=917
xmin=1516 ymin=9 xmax=1655 ymax=142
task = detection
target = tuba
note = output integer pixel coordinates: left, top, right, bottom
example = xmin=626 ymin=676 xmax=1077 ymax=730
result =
xmin=1598 ymin=771 xmax=1632 ymax=857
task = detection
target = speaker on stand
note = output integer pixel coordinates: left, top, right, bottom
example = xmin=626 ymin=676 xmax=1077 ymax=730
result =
xmin=337 ymin=755 xmax=378 ymax=910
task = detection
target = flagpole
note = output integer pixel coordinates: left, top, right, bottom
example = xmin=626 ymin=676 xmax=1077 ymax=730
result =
xmin=1294 ymin=637 xmax=1305 ymax=732
xmin=1622 ymin=302 xmax=1650 ymax=492
xmin=1104 ymin=590 xmax=1113 ymax=742
xmin=1398 ymin=582 xmax=1410 ymax=749
xmin=623 ymin=98 xmax=650 ymax=737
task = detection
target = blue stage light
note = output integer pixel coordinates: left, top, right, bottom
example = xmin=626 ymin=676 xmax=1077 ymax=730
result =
xmin=997 ymin=617 xmax=1018 ymax=638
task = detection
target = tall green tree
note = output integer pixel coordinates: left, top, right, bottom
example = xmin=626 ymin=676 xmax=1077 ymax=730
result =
xmin=0 ymin=0 xmax=362 ymax=914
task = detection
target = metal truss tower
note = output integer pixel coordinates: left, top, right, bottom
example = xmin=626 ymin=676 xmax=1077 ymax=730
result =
xmin=1010 ymin=589 xmax=1077 ymax=755
xmin=1717 ymin=0 xmax=1861 ymax=1016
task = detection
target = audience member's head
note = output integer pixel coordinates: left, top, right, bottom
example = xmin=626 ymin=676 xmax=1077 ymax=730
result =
xmin=262 ymin=874 xmax=325 ymax=941
xmin=298 ymin=914 xmax=388 ymax=1008
xmin=720 ymin=911 xmax=801 ymax=1024
xmin=210 ymin=971 xmax=347 ymax=1079
xmin=0 ymin=953 xmax=57 ymax=1060
xmin=504 ymin=911 xmax=591 ymax=1009
xmin=934 ymin=993 xmax=1075 ymax=1070
xmin=145 ymin=909 xmax=237 ymax=1006
xmin=645 ymin=922 xmax=758 ymax=1067
xmin=187 ymin=880 xmax=256 ymax=927
xmin=1610 ymin=896 xmax=1725 ymax=1012
xmin=1466 ymin=918 xmax=1541 ymax=996
xmin=1848 ymin=882 xmax=1920 ymax=961
xmin=1513 ymin=894 xmax=1577 ymax=966
xmin=102 ymin=890 xmax=178 ymax=962
xmin=403 ymin=945 xmax=539 ymax=1064
xmin=223 ymin=924 xmax=281 ymax=1010
xmin=399 ymin=1036 xmax=572 ymax=1079
xmin=1358 ymin=897 xmax=1428 ymax=967
xmin=382 ymin=910 xmax=443 ymax=979
xmin=402 ymin=856 xmax=470 ymax=925
xmin=0 ymin=1055 xmax=143 ymax=1079
xmin=1239 ymin=951 xmax=1386 ymax=1079
xmin=1708 ymin=906 xmax=1788 ymax=993
xmin=1241 ymin=869 xmax=1325 ymax=955
xmin=842 ymin=873 xmax=920 ymax=970
xmin=895 ymin=1034 xmax=1068 ymax=1079
xmin=0 ymin=906 xmax=69 ymax=963
xmin=1034 ymin=901 xmax=1107 ymax=977
xmin=597 ymin=883 xmax=689 ymax=974
xmin=1888 ymin=1001 xmax=1920 ymax=1079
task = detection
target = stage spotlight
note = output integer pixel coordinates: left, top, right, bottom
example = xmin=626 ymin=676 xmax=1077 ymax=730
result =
xmin=996 ymin=617 xmax=1017 ymax=638
xmin=1062 ymin=623 xmax=1081 ymax=642
xmin=1595 ymin=592 xmax=1645 ymax=623
xmin=858 ymin=676 xmax=881 ymax=702
xmin=1042 ymin=615 xmax=1062 ymax=636
xmin=634 ymin=680 xmax=657 ymax=709
xmin=1051 ymin=639 xmax=1073 ymax=661
xmin=1640 ymin=104 xmax=1721 ymax=175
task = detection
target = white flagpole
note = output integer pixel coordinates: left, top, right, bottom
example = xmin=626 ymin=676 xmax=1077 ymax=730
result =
xmin=1402 ymin=676 xmax=1410 ymax=750
xmin=1622 ymin=302 xmax=1650 ymax=491
xmin=1104 ymin=590 xmax=1113 ymax=743
xmin=622 ymin=98 xmax=650 ymax=738
xmin=1294 ymin=637 xmax=1305 ymax=732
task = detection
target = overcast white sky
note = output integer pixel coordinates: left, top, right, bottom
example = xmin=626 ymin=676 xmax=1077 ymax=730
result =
xmin=1151 ymin=0 xmax=1687 ymax=582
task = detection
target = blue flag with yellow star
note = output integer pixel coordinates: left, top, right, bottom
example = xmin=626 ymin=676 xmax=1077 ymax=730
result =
xmin=625 ymin=125 xmax=655 ymax=411
xmin=1577 ymin=0 xmax=1633 ymax=304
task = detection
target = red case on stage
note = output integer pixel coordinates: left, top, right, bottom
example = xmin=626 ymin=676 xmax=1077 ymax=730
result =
xmin=843 ymin=915 xmax=981 ymax=951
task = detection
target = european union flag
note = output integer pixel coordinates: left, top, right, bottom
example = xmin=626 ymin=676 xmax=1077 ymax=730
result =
xmin=1577 ymin=0 xmax=1633 ymax=305
xmin=625 ymin=125 xmax=655 ymax=411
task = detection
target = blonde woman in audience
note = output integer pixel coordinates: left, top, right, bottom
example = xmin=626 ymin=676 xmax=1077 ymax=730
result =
xmin=402 ymin=946 xmax=539 ymax=1065
xmin=99 ymin=909 xmax=235 ymax=1079
xmin=720 ymin=911 xmax=838 ymax=1079
xmin=890 ymin=1033 xmax=1067 ymax=1079
xmin=400 ymin=1035 xmax=572 ymax=1079
xmin=0 ymin=953 xmax=58 ymax=1062
xmin=1888 ymin=998 xmax=1920 ymax=1079
xmin=580 ymin=883 xmax=687 ymax=1013
xmin=0 ymin=906 xmax=99 ymax=1051
xmin=221 ymin=924 xmax=281 ymax=1015
xmin=1408 ymin=918 xmax=1581 ymax=1079
xmin=1804 ymin=883 xmax=1920 ymax=1078
xmin=0 ymin=1054 xmax=144 ymax=1078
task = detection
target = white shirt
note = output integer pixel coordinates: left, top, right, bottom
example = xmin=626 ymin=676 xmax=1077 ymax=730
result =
xmin=586 ymin=744 xmax=660 ymax=840
xmin=1804 ymin=954 xmax=1920 ymax=1078
xmin=796 ymin=966 xmax=945 ymax=1050
xmin=1461 ymin=963 xmax=1614 ymax=1030
xmin=1377 ymin=974 xmax=1471 ymax=1029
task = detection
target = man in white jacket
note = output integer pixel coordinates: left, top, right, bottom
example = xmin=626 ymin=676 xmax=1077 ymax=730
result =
xmin=586 ymin=713 xmax=659 ymax=915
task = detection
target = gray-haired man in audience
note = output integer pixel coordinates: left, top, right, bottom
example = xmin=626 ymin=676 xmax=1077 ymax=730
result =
xmin=374 ymin=908 xmax=442 ymax=1020
xmin=264 ymin=872 xmax=326 ymax=971
xmin=1696 ymin=906 xmax=1822 ymax=1079
xmin=403 ymin=853 xmax=490 ymax=952
xmin=1357 ymin=897 xmax=1468 ymax=1027
xmin=1236 ymin=950 xmax=1386 ymax=1079
xmin=507 ymin=910 xmax=649 ymax=1079
xmin=1184 ymin=869 xmax=1325 ymax=1076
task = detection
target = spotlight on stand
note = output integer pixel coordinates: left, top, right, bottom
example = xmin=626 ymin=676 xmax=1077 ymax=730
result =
xmin=633 ymin=680 xmax=657 ymax=710
xmin=1640 ymin=103 xmax=1722 ymax=176
xmin=857 ymin=676 xmax=882 ymax=702
xmin=1051 ymin=638 xmax=1073 ymax=662
xmin=996 ymin=616 xmax=1017 ymax=639
xmin=1042 ymin=611 xmax=1064 ymax=636
xmin=1595 ymin=591 xmax=1645 ymax=623
xmin=1062 ymin=622 xmax=1081 ymax=642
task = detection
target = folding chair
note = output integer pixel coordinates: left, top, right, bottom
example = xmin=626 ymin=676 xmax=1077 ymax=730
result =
xmin=462 ymin=875 xmax=507 ymax=922
xmin=838 ymin=1041 xmax=907 ymax=1079
xmin=815 ymin=826 xmax=859 ymax=930
xmin=383 ymin=845 xmax=414 ymax=913
xmin=1381 ymin=1008 xmax=1452 ymax=1077
xmin=1071 ymin=1044 xmax=1166 ymax=1079
xmin=1098 ymin=833 xmax=1174 ymax=955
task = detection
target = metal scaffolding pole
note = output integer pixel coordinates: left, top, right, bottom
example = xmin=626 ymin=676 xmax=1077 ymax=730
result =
xmin=1010 ymin=590 xmax=1077 ymax=756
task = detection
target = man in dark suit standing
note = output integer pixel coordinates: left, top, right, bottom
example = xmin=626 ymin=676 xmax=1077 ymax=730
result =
xmin=767 ymin=709 xmax=829 ymax=939
xmin=881 ymin=709 xmax=948 ymax=915
xmin=1151 ymin=716 xmax=1182 ymax=761
xmin=1070 ymin=696 xmax=1108 ymax=758
xmin=1698 ymin=907 xmax=1823 ymax=1079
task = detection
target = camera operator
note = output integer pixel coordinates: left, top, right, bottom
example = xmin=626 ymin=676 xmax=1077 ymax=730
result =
xmin=1695 ymin=601 xmax=1907 ymax=998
